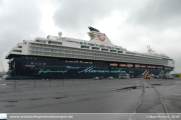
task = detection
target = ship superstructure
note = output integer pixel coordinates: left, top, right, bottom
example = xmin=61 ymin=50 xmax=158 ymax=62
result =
xmin=3 ymin=27 xmax=174 ymax=79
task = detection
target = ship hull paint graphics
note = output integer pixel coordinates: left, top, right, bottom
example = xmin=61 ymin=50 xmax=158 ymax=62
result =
xmin=3 ymin=58 xmax=174 ymax=80
xmin=158 ymin=70 xmax=163 ymax=75
xmin=3 ymin=68 xmax=172 ymax=80
xmin=145 ymin=71 xmax=149 ymax=74
xmin=142 ymin=70 xmax=147 ymax=75
xmin=78 ymin=66 xmax=126 ymax=74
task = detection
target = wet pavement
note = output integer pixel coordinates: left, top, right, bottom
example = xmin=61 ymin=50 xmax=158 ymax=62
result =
xmin=0 ymin=78 xmax=181 ymax=114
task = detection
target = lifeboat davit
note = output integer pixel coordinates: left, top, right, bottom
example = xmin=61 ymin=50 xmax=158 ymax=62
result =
xmin=135 ymin=64 xmax=140 ymax=67
xmin=157 ymin=66 xmax=163 ymax=69
xmin=110 ymin=63 xmax=118 ymax=66
xmin=127 ymin=64 xmax=133 ymax=67
xmin=140 ymin=65 xmax=146 ymax=68
xmin=119 ymin=64 xmax=127 ymax=67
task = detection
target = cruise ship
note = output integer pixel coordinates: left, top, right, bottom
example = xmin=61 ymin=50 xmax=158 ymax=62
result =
xmin=2 ymin=27 xmax=174 ymax=79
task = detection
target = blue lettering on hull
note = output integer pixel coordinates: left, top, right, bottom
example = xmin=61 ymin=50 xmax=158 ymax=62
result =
xmin=78 ymin=66 xmax=126 ymax=74
xmin=38 ymin=69 xmax=67 ymax=74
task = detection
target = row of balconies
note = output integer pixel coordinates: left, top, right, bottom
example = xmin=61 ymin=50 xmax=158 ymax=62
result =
xmin=29 ymin=42 xmax=163 ymax=60
xmin=29 ymin=50 xmax=167 ymax=65
xmin=28 ymin=47 xmax=164 ymax=65
xmin=29 ymin=48 xmax=165 ymax=63
xmin=28 ymin=46 xmax=163 ymax=64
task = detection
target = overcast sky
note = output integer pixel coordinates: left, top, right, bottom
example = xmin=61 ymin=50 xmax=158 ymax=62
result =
xmin=0 ymin=0 xmax=181 ymax=73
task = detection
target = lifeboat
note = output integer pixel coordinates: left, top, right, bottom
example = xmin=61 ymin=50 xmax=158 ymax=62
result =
xmin=140 ymin=65 xmax=146 ymax=68
xmin=127 ymin=64 xmax=133 ymax=67
xmin=135 ymin=64 xmax=140 ymax=67
xmin=110 ymin=63 xmax=118 ymax=66
xmin=157 ymin=66 xmax=163 ymax=69
xmin=119 ymin=63 xmax=127 ymax=67
xmin=147 ymin=65 xmax=152 ymax=68
xmin=152 ymin=66 xmax=156 ymax=68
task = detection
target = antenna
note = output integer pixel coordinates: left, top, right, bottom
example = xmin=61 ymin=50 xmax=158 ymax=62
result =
xmin=1 ymin=61 xmax=5 ymax=72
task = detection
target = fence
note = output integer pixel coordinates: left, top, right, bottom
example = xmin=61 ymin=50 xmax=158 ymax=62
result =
xmin=0 ymin=78 xmax=130 ymax=89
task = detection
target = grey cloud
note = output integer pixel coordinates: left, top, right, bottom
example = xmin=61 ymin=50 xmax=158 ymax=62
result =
xmin=53 ymin=0 xmax=115 ymax=31
xmin=134 ymin=0 xmax=181 ymax=28
xmin=0 ymin=0 xmax=43 ymax=35
xmin=53 ymin=0 xmax=145 ymax=33
xmin=0 ymin=0 xmax=44 ymax=70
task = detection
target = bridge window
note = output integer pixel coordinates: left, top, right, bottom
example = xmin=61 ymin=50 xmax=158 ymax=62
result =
xmin=118 ymin=51 xmax=123 ymax=53
xmin=92 ymin=47 xmax=100 ymax=50
xmin=81 ymin=46 xmax=90 ymax=49
xmin=101 ymin=49 xmax=109 ymax=51
xmin=110 ymin=50 xmax=117 ymax=52
xmin=48 ymin=41 xmax=62 ymax=45
xmin=126 ymin=52 xmax=135 ymax=55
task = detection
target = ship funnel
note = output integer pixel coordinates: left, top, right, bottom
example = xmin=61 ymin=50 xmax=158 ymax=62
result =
xmin=147 ymin=45 xmax=155 ymax=54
